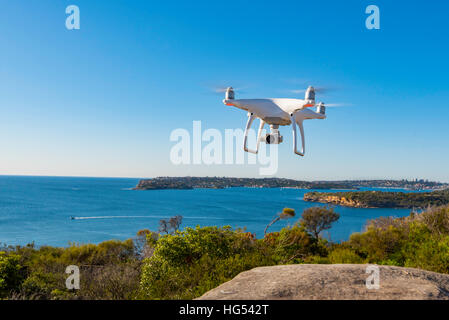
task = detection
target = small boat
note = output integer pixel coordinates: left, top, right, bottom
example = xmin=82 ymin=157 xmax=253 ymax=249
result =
xmin=70 ymin=216 xmax=75 ymax=220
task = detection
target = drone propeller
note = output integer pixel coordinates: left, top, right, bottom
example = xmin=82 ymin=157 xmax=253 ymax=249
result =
xmin=212 ymin=86 xmax=245 ymax=93
xmin=316 ymin=102 xmax=351 ymax=107
xmin=288 ymin=86 xmax=335 ymax=95
xmin=211 ymin=86 xmax=228 ymax=93
xmin=205 ymin=83 xmax=249 ymax=95
xmin=282 ymin=77 xmax=340 ymax=95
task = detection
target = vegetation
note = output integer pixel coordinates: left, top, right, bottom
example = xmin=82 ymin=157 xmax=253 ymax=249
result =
xmin=329 ymin=179 xmax=448 ymax=191
xmin=339 ymin=205 xmax=449 ymax=272
xmin=134 ymin=177 xmax=448 ymax=191
xmin=301 ymin=207 xmax=340 ymax=239
xmin=134 ymin=177 xmax=359 ymax=190
xmin=0 ymin=240 xmax=140 ymax=300
xmin=0 ymin=252 xmax=24 ymax=298
xmin=2 ymin=205 xmax=449 ymax=300
xmin=140 ymin=225 xmax=324 ymax=299
xmin=264 ymin=207 xmax=296 ymax=235
xmin=304 ymin=190 xmax=449 ymax=208
xmin=159 ymin=215 xmax=183 ymax=235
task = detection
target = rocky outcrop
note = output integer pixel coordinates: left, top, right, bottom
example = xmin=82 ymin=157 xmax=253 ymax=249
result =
xmin=304 ymin=190 xmax=449 ymax=209
xmin=303 ymin=193 xmax=370 ymax=208
xmin=198 ymin=264 xmax=449 ymax=300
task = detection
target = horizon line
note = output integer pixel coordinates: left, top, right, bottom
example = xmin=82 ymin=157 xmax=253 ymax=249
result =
xmin=0 ymin=174 xmax=447 ymax=184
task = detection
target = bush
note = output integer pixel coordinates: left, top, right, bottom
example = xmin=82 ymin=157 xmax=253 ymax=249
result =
xmin=20 ymin=270 xmax=64 ymax=299
xmin=139 ymin=224 xmax=327 ymax=299
xmin=263 ymin=225 xmax=324 ymax=264
xmin=78 ymin=263 xmax=141 ymax=300
xmin=4 ymin=204 xmax=449 ymax=300
xmin=341 ymin=207 xmax=449 ymax=271
xmin=347 ymin=225 xmax=407 ymax=265
xmin=414 ymin=205 xmax=449 ymax=235
xmin=328 ymin=247 xmax=364 ymax=264
xmin=0 ymin=252 xmax=24 ymax=298
xmin=150 ymin=226 xmax=255 ymax=266
xmin=400 ymin=222 xmax=449 ymax=273
xmin=139 ymin=226 xmax=264 ymax=299
xmin=3 ymin=239 xmax=139 ymax=300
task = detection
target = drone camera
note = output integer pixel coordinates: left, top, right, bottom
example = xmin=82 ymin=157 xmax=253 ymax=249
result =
xmin=263 ymin=125 xmax=283 ymax=144
xmin=265 ymin=133 xmax=283 ymax=144
xmin=263 ymin=126 xmax=283 ymax=144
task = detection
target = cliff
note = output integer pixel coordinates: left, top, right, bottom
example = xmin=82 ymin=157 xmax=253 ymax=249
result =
xmin=303 ymin=190 xmax=449 ymax=209
xmin=198 ymin=264 xmax=449 ymax=300
xmin=303 ymin=193 xmax=371 ymax=208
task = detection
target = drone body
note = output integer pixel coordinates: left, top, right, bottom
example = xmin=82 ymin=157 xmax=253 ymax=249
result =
xmin=222 ymin=86 xmax=326 ymax=156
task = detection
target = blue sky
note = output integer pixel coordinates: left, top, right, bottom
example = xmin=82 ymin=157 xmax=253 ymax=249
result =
xmin=0 ymin=0 xmax=448 ymax=181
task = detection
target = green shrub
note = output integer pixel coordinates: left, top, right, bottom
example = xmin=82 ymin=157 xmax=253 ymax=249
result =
xmin=20 ymin=270 xmax=64 ymax=299
xmin=347 ymin=225 xmax=407 ymax=264
xmin=328 ymin=247 xmax=364 ymax=264
xmin=263 ymin=225 xmax=324 ymax=264
xmin=400 ymin=222 xmax=449 ymax=273
xmin=139 ymin=226 xmax=264 ymax=299
xmin=415 ymin=205 xmax=449 ymax=235
xmin=4 ymin=239 xmax=138 ymax=300
xmin=0 ymin=252 xmax=24 ymax=298
xmin=4 ymin=204 xmax=449 ymax=300
xmin=139 ymin=224 xmax=326 ymax=299
xmin=343 ymin=211 xmax=449 ymax=270
xmin=150 ymin=226 xmax=255 ymax=266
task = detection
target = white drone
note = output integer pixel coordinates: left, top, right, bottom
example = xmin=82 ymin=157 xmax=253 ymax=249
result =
xmin=222 ymin=86 xmax=336 ymax=156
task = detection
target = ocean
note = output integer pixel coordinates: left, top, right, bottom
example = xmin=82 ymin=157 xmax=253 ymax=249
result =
xmin=0 ymin=176 xmax=413 ymax=247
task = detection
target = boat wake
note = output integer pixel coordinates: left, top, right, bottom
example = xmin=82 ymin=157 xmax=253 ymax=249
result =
xmin=71 ymin=215 xmax=225 ymax=220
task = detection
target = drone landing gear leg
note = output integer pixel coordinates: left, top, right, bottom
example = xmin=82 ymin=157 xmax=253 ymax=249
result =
xmin=291 ymin=114 xmax=305 ymax=156
xmin=244 ymin=113 xmax=265 ymax=154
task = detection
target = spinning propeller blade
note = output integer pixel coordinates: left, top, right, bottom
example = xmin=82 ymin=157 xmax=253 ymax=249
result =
xmin=205 ymin=83 xmax=250 ymax=95
xmin=288 ymin=86 xmax=335 ymax=94
xmin=316 ymin=102 xmax=351 ymax=107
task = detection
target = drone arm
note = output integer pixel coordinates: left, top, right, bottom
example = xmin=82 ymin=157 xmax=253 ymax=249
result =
xmin=291 ymin=114 xmax=305 ymax=156
xmin=243 ymin=113 xmax=264 ymax=154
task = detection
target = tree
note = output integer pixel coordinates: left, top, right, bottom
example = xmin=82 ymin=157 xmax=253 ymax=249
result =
xmin=300 ymin=207 xmax=340 ymax=239
xmin=0 ymin=252 xmax=24 ymax=298
xmin=264 ymin=208 xmax=296 ymax=236
xmin=134 ymin=229 xmax=155 ymax=259
xmin=169 ymin=215 xmax=183 ymax=232
xmin=159 ymin=215 xmax=183 ymax=235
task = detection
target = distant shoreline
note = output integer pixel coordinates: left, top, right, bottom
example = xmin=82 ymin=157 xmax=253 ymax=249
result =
xmin=133 ymin=177 xmax=360 ymax=191
xmin=303 ymin=189 xmax=449 ymax=209
xmin=133 ymin=177 xmax=448 ymax=191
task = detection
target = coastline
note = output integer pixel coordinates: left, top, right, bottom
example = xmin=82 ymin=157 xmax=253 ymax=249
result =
xmin=303 ymin=189 xmax=449 ymax=209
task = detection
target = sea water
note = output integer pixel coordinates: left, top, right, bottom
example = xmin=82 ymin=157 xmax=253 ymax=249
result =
xmin=0 ymin=176 xmax=413 ymax=247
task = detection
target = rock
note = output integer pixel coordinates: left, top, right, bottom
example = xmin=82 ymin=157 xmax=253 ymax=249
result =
xmin=303 ymin=193 xmax=369 ymax=208
xmin=197 ymin=264 xmax=449 ymax=300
